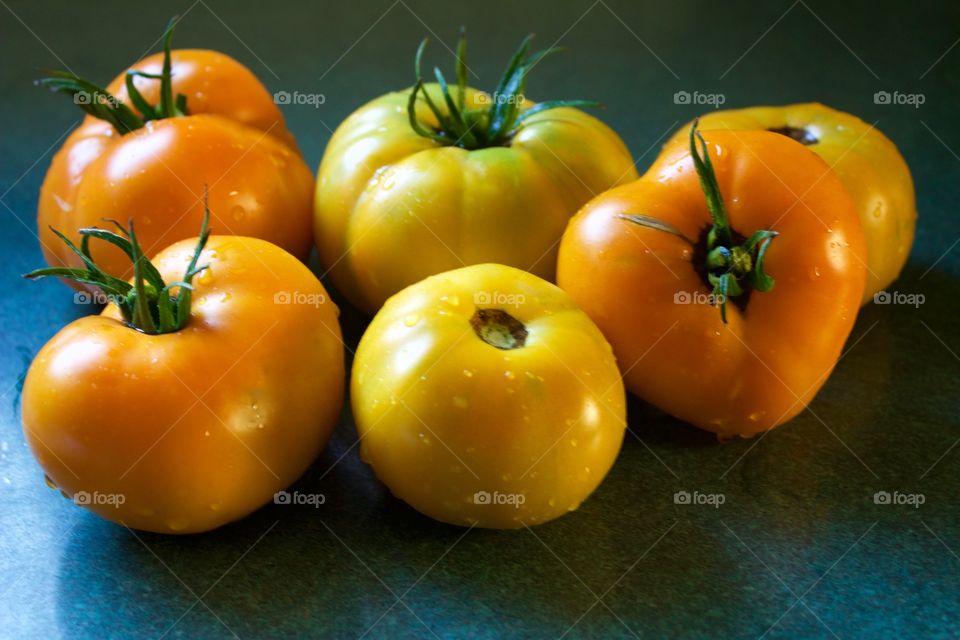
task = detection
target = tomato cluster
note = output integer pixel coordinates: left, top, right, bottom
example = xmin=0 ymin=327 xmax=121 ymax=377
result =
xmin=22 ymin=23 xmax=916 ymax=532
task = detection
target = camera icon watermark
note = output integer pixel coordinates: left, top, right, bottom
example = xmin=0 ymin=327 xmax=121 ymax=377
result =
xmin=273 ymin=90 xmax=326 ymax=108
xmin=673 ymin=291 xmax=725 ymax=306
xmin=673 ymin=490 xmax=725 ymax=509
xmin=476 ymin=92 xmax=524 ymax=106
xmin=873 ymin=90 xmax=925 ymax=108
xmin=73 ymin=290 xmax=124 ymax=306
xmin=73 ymin=490 xmax=126 ymax=509
xmin=273 ymin=490 xmax=326 ymax=508
xmin=274 ymin=291 xmax=327 ymax=307
xmin=474 ymin=290 xmax=525 ymax=308
xmin=73 ymin=90 xmax=120 ymax=107
xmin=873 ymin=290 xmax=924 ymax=308
xmin=473 ymin=490 xmax=526 ymax=508
xmin=673 ymin=90 xmax=726 ymax=109
xmin=873 ymin=490 xmax=925 ymax=508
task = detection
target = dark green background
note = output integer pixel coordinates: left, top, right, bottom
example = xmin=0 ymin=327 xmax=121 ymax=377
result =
xmin=2 ymin=1 xmax=958 ymax=638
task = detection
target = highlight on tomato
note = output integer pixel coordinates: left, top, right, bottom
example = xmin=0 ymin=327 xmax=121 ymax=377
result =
xmin=314 ymin=32 xmax=638 ymax=315
xmin=37 ymin=18 xmax=315 ymax=289
xmin=663 ymin=103 xmax=916 ymax=303
xmin=557 ymin=121 xmax=866 ymax=438
xmin=21 ymin=205 xmax=345 ymax=533
xmin=351 ymin=264 xmax=627 ymax=528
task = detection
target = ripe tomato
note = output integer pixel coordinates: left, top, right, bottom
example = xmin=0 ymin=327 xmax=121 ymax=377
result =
xmin=557 ymin=125 xmax=866 ymax=437
xmin=22 ymin=217 xmax=344 ymax=533
xmin=663 ymin=104 xmax=916 ymax=303
xmin=315 ymin=34 xmax=637 ymax=315
xmin=351 ymin=264 xmax=626 ymax=528
xmin=38 ymin=22 xmax=314 ymax=289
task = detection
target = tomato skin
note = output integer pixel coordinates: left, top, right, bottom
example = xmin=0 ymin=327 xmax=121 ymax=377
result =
xmin=38 ymin=49 xmax=313 ymax=289
xmin=557 ymin=130 xmax=866 ymax=437
xmin=315 ymin=85 xmax=637 ymax=315
xmin=351 ymin=264 xmax=626 ymax=528
xmin=663 ymin=104 xmax=916 ymax=303
xmin=21 ymin=236 xmax=345 ymax=533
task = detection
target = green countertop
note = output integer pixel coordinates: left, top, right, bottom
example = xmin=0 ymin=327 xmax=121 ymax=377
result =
xmin=1 ymin=1 xmax=958 ymax=638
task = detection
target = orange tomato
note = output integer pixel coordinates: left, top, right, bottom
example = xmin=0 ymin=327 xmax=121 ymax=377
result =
xmin=38 ymin=29 xmax=313 ymax=290
xmin=558 ymin=127 xmax=866 ymax=437
xmin=664 ymin=104 xmax=916 ymax=303
xmin=22 ymin=228 xmax=344 ymax=533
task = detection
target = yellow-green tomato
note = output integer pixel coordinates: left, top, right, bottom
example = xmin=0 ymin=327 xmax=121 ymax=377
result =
xmin=315 ymin=84 xmax=637 ymax=315
xmin=351 ymin=264 xmax=627 ymax=529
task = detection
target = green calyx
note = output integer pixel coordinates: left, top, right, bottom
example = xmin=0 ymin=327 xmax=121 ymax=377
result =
xmin=24 ymin=197 xmax=211 ymax=335
xmin=36 ymin=16 xmax=188 ymax=135
xmin=407 ymin=30 xmax=598 ymax=150
xmin=620 ymin=120 xmax=779 ymax=324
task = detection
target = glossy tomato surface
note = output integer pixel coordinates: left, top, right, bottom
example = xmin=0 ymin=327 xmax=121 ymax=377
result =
xmin=663 ymin=103 xmax=915 ymax=303
xmin=315 ymin=85 xmax=637 ymax=315
xmin=38 ymin=49 xmax=314 ymax=288
xmin=558 ymin=130 xmax=866 ymax=437
xmin=351 ymin=264 xmax=626 ymax=528
xmin=21 ymin=236 xmax=345 ymax=533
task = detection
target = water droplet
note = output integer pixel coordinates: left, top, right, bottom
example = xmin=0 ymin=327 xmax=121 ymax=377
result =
xmin=548 ymin=498 xmax=557 ymax=507
xmin=441 ymin=294 xmax=460 ymax=307
xmin=418 ymin=433 xmax=431 ymax=445
xmin=570 ymin=438 xmax=579 ymax=447
xmin=167 ymin=518 xmax=189 ymax=532
xmin=462 ymin=368 xmax=474 ymax=378
xmin=504 ymin=370 xmax=515 ymax=380
xmin=452 ymin=396 xmax=469 ymax=409
xmin=404 ymin=313 xmax=419 ymax=327
xmin=231 ymin=205 xmax=247 ymax=222
xmin=53 ymin=194 xmax=73 ymax=212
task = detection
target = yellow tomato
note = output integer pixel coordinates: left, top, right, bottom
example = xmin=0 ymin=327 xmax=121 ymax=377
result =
xmin=351 ymin=264 xmax=626 ymax=528
xmin=664 ymin=103 xmax=916 ymax=303
xmin=315 ymin=34 xmax=637 ymax=315
xmin=22 ymin=228 xmax=344 ymax=533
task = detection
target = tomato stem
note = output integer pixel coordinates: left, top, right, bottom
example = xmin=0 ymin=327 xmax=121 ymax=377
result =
xmin=470 ymin=309 xmax=527 ymax=350
xmin=406 ymin=32 xmax=599 ymax=150
xmin=24 ymin=189 xmax=212 ymax=335
xmin=36 ymin=17 xmax=189 ymax=135
xmin=620 ymin=120 xmax=779 ymax=324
